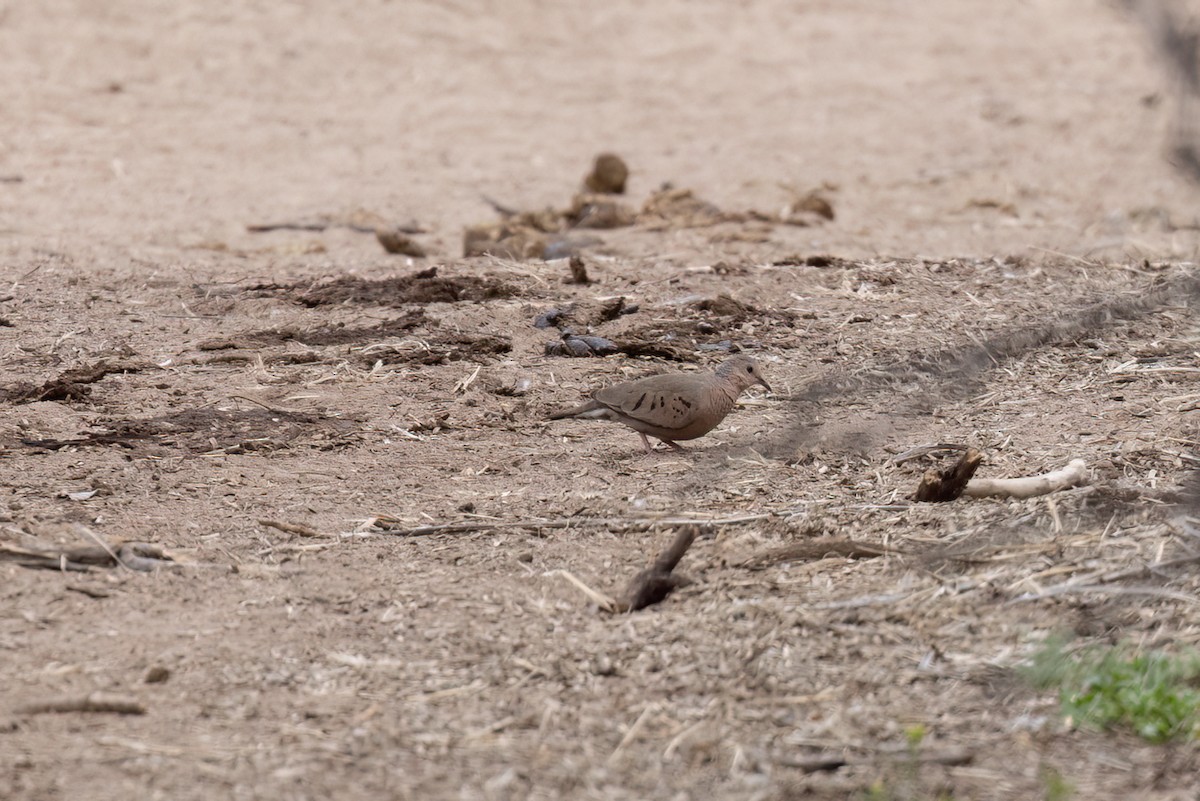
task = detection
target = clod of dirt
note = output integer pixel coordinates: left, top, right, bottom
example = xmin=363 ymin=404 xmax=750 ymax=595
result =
xmin=584 ymin=153 xmax=629 ymax=194
xmin=3 ymin=359 xmax=148 ymax=404
xmin=144 ymin=666 xmax=171 ymax=684
xmin=567 ymin=255 xmax=590 ymax=284
xmin=780 ymin=188 xmax=836 ymax=224
xmin=690 ymin=293 xmax=758 ymax=318
xmin=566 ymin=193 xmax=636 ymax=229
xmin=533 ymin=307 xmax=569 ymax=329
xmin=375 ymin=228 xmax=427 ymax=257
xmin=480 ymin=197 xmax=566 ymax=233
xmin=463 ymin=224 xmax=548 ymax=259
xmin=640 ymin=185 xmax=728 ymax=228
xmin=289 ymin=271 xmax=517 ymax=306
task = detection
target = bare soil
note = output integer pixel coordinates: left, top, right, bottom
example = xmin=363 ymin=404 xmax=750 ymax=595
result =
xmin=3 ymin=2 xmax=1200 ymax=799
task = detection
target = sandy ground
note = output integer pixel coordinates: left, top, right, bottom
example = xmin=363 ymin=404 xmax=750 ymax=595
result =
xmin=3 ymin=1 xmax=1200 ymax=799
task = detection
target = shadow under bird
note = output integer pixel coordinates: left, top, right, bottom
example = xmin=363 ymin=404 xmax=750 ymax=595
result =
xmin=547 ymin=354 xmax=771 ymax=452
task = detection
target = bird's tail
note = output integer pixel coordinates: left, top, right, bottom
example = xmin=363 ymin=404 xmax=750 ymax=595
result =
xmin=547 ymin=400 xmax=600 ymax=420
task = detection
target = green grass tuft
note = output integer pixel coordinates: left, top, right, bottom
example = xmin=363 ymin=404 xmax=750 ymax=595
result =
xmin=1026 ymin=636 xmax=1200 ymax=743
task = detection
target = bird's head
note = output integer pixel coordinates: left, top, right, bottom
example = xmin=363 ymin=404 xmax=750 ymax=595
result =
xmin=716 ymin=354 xmax=772 ymax=393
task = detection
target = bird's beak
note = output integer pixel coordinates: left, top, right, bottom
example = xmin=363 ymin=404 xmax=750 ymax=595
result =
xmin=757 ymin=376 xmax=772 ymax=393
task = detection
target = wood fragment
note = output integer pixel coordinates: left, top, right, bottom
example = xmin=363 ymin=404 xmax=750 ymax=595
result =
xmin=567 ymin=255 xmax=591 ymax=284
xmin=964 ymin=458 xmax=1089 ymax=499
xmin=914 ymin=448 xmax=984 ymax=502
xmin=616 ymin=526 xmax=698 ymax=612
xmin=16 ymin=692 xmax=145 ymax=716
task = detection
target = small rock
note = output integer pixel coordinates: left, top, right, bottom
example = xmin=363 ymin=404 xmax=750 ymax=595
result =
xmin=376 ymin=228 xmax=427 ymax=257
xmin=584 ymin=153 xmax=629 ymax=194
xmin=144 ymin=665 xmax=171 ymax=684
xmin=545 ymin=332 xmax=620 ymax=358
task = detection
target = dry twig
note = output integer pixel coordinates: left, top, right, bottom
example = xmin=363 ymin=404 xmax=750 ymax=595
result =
xmin=964 ymin=458 xmax=1089 ymax=499
xmin=16 ymin=692 xmax=145 ymax=716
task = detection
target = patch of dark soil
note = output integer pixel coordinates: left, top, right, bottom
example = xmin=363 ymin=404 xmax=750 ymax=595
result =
xmin=2 ymin=359 xmax=149 ymax=404
xmin=198 ymin=309 xmax=427 ymax=350
xmin=357 ymin=332 xmax=511 ymax=365
xmin=266 ymin=269 xmax=519 ymax=307
xmin=21 ymin=407 xmax=359 ymax=455
xmin=543 ymin=331 xmax=691 ymax=360
xmin=772 ymin=254 xmax=855 ymax=268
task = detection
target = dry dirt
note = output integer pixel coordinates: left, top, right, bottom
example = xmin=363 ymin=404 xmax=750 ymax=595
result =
xmin=4 ymin=2 xmax=1200 ymax=799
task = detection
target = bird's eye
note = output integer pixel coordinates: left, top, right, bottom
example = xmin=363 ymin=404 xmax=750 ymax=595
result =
xmin=746 ymin=366 xmax=753 ymax=373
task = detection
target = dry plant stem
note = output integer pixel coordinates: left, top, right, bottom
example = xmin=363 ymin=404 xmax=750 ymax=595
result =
xmin=964 ymin=458 xmax=1088 ymax=499
xmin=17 ymin=692 xmax=145 ymax=716
xmin=547 ymin=570 xmax=619 ymax=612
xmin=259 ymin=519 xmax=325 ymax=538
xmin=381 ymin=513 xmax=773 ymax=537
xmin=914 ymin=448 xmax=983 ymax=502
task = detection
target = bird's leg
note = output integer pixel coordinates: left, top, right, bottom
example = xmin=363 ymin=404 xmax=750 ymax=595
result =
xmin=638 ymin=432 xmax=654 ymax=453
xmin=660 ymin=439 xmax=686 ymax=452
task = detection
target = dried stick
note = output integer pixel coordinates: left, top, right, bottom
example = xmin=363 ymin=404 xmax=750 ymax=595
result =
xmin=779 ymin=746 xmax=974 ymax=773
xmin=963 ymin=458 xmax=1088 ymax=499
xmin=617 ymin=526 xmax=698 ymax=612
xmin=16 ymin=692 xmax=145 ymax=716
xmin=375 ymin=513 xmax=773 ymax=537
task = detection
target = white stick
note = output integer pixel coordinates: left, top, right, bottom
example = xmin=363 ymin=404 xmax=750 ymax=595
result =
xmin=963 ymin=459 xmax=1088 ymax=500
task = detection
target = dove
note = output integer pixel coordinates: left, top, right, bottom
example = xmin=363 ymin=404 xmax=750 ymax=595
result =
xmin=547 ymin=354 xmax=771 ymax=452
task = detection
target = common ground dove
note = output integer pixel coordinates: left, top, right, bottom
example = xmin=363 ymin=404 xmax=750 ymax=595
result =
xmin=547 ymin=354 xmax=771 ymax=452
